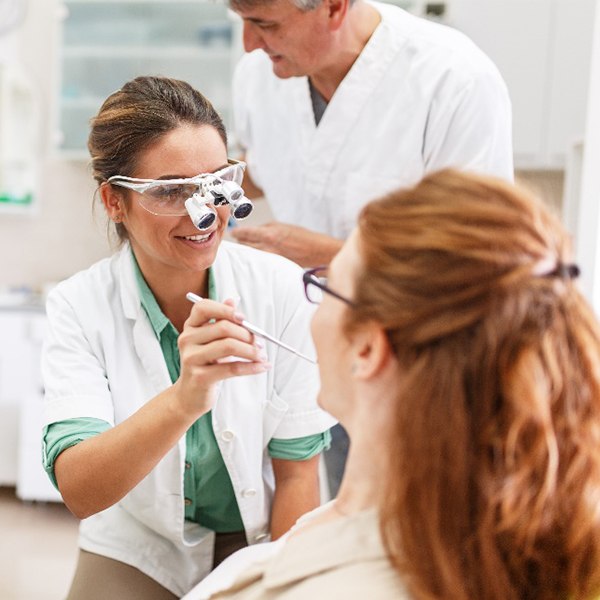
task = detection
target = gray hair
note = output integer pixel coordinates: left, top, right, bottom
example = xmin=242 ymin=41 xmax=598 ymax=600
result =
xmin=230 ymin=0 xmax=351 ymax=13
xmin=293 ymin=0 xmax=323 ymax=9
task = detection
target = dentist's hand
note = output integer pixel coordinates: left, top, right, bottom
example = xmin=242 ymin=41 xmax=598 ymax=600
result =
xmin=54 ymin=298 xmax=269 ymax=520
xmin=231 ymin=221 xmax=343 ymax=267
xmin=174 ymin=298 xmax=270 ymax=416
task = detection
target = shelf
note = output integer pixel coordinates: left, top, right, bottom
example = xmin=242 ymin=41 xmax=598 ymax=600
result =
xmin=64 ymin=0 xmax=218 ymax=4
xmin=60 ymin=95 xmax=232 ymax=107
xmin=56 ymin=0 xmax=238 ymax=155
xmin=53 ymin=149 xmax=90 ymax=161
xmin=61 ymin=45 xmax=231 ymax=59
xmin=59 ymin=97 xmax=102 ymax=108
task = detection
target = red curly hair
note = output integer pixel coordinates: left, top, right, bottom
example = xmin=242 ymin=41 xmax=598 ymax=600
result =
xmin=352 ymin=169 xmax=600 ymax=600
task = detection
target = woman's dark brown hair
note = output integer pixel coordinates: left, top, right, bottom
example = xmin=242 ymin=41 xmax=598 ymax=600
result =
xmin=88 ymin=75 xmax=227 ymax=242
xmin=354 ymin=169 xmax=600 ymax=599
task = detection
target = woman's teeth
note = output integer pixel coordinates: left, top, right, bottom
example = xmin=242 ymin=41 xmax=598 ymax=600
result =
xmin=184 ymin=233 xmax=211 ymax=242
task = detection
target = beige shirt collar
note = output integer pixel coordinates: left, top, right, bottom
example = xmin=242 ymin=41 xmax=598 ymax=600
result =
xmin=224 ymin=507 xmax=386 ymax=592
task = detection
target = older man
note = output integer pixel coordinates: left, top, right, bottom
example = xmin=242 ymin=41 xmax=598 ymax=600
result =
xmin=229 ymin=0 xmax=513 ymax=267
xmin=229 ymin=0 xmax=513 ymax=495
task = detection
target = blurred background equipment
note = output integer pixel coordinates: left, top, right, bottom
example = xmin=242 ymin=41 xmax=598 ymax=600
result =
xmin=0 ymin=0 xmax=27 ymax=36
xmin=0 ymin=60 xmax=38 ymax=211
xmin=0 ymin=0 xmax=37 ymax=213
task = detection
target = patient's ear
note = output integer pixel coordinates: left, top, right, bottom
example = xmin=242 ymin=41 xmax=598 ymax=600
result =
xmin=352 ymin=323 xmax=393 ymax=380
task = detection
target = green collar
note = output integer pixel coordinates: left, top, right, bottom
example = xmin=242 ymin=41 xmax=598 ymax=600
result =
xmin=131 ymin=249 xmax=217 ymax=338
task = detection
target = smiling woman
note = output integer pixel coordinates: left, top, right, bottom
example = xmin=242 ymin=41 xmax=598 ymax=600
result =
xmin=40 ymin=76 xmax=334 ymax=599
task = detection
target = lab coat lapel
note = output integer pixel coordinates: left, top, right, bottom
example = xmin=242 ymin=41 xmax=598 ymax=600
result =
xmin=132 ymin=315 xmax=172 ymax=395
xmin=289 ymin=77 xmax=318 ymax=194
xmin=300 ymin=11 xmax=406 ymax=201
xmin=117 ymin=245 xmax=172 ymax=396
xmin=210 ymin=242 xmax=241 ymax=304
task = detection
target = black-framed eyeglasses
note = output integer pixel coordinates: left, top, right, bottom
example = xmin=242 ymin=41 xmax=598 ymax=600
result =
xmin=302 ymin=266 xmax=355 ymax=306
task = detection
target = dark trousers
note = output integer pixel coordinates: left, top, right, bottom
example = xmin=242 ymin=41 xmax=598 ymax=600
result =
xmin=323 ymin=423 xmax=350 ymax=498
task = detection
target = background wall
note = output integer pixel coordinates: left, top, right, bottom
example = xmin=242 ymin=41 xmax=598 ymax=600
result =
xmin=0 ymin=162 xmax=108 ymax=289
xmin=0 ymin=0 xmax=110 ymax=291
xmin=575 ymin=0 xmax=600 ymax=309
xmin=0 ymin=0 xmax=588 ymax=292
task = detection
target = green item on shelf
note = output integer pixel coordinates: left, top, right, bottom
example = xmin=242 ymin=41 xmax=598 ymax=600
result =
xmin=0 ymin=192 xmax=33 ymax=205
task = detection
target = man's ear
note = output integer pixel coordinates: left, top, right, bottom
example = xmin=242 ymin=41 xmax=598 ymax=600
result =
xmin=352 ymin=323 xmax=393 ymax=380
xmin=100 ymin=182 xmax=124 ymax=223
xmin=326 ymin=0 xmax=349 ymax=30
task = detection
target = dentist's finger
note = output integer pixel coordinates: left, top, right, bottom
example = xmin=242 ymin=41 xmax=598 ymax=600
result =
xmin=180 ymin=337 xmax=268 ymax=366
xmin=181 ymin=318 xmax=256 ymax=348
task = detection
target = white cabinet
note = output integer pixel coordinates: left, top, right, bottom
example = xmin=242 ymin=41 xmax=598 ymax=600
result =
xmin=447 ymin=0 xmax=596 ymax=169
xmin=0 ymin=309 xmax=44 ymax=485
xmin=0 ymin=308 xmax=61 ymax=501
xmin=55 ymin=0 xmax=240 ymax=158
xmin=18 ymin=390 xmax=62 ymax=502
xmin=545 ymin=0 xmax=596 ymax=164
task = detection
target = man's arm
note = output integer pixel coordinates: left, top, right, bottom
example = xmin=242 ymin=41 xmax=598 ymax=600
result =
xmin=231 ymin=222 xmax=344 ymax=267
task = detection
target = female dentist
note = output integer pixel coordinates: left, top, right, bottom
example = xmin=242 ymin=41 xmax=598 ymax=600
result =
xmin=41 ymin=76 xmax=333 ymax=600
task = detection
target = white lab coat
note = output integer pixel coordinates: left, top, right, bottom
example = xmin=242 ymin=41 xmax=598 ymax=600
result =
xmin=42 ymin=241 xmax=334 ymax=596
xmin=233 ymin=1 xmax=514 ymax=240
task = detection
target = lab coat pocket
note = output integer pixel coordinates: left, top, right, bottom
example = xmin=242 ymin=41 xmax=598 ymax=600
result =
xmin=262 ymin=390 xmax=289 ymax=447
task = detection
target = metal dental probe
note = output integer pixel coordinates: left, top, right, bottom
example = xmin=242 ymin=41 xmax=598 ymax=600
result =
xmin=186 ymin=292 xmax=317 ymax=364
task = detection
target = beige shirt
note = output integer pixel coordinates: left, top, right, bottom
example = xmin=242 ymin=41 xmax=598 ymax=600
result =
xmin=199 ymin=507 xmax=409 ymax=599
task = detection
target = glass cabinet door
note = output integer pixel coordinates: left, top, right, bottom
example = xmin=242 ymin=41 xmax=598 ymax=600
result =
xmin=57 ymin=0 xmax=238 ymax=157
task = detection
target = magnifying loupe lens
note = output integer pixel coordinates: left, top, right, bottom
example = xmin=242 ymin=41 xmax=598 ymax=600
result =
xmin=196 ymin=212 xmax=216 ymax=229
xmin=231 ymin=197 xmax=254 ymax=220
xmin=185 ymin=194 xmax=217 ymax=231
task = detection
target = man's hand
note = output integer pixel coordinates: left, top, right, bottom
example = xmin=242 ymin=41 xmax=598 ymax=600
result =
xmin=231 ymin=221 xmax=343 ymax=267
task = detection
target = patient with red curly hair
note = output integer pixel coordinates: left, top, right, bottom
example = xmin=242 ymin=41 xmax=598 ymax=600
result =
xmin=187 ymin=169 xmax=600 ymax=600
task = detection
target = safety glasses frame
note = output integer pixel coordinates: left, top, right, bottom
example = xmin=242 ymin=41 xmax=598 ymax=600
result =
xmin=107 ymin=158 xmax=245 ymax=192
xmin=105 ymin=159 xmax=246 ymax=217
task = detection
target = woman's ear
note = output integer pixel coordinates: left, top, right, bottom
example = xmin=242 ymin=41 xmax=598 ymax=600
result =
xmin=351 ymin=323 xmax=393 ymax=380
xmin=100 ymin=182 xmax=124 ymax=223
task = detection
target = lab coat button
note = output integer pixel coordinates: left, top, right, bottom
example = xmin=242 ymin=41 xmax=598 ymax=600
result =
xmin=221 ymin=429 xmax=235 ymax=442
xmin=241 ymin=488 xmax=257 ymax=498
xmin=254 ymin=533 xmax=269 ymax=542
xmin=184 ymin=497 xmax=193 ymax=506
